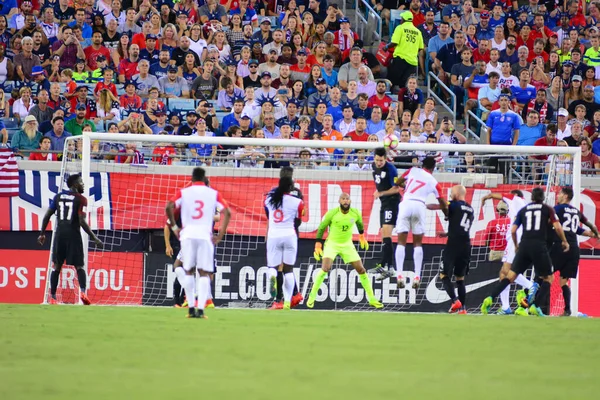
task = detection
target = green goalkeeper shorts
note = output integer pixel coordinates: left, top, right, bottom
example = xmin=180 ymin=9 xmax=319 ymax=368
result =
xmin=323 ymin=241 xmax=360 ymax=264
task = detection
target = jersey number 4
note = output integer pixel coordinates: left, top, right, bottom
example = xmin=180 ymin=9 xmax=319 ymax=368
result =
xmin=460 ymin=214 xmax=471 ymax=232
xmin=562 ymin=213 xmax=580 ymax=232
xmin=58 ymin=202 xmax=73 ymax=221
xmin=405 ymin=179 xmax=425 ymax=194
xmin=192 ymin=200 xmax=205 ymax=219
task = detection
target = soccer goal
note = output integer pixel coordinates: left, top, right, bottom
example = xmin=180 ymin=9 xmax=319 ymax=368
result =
xmin=44 ymin=133 xmax=584 ymax=314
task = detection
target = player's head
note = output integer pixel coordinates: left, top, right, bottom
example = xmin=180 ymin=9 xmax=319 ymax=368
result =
xmin=422 ymin=156 xmax=436 ymax=172
xmin=510 ymin=189 xmax=524 ymax=198
xmin=269 ymin=176 xmax=295 ymax=209
xmin=450 ymin=185 xmax=466 ymax=201
xmin=191 ymin=167 xmax=206 ymax=183
xmin=558 ymin=186 xmax=574 ymax=204
xmin=497 ymin=200 xmax=509 ymax=216
xmin=67 ymin=174 xmax=84 ymax=193
xmin=374 ymin=147 xmax=387 ymax=168
xmin=339 ymin=193 xmax=351 ymax=211
xmin=531 ymin=187 xmax=545 ymax=203
xmin=280 ymin=166 xmax=294 ymax=179
xmin=203 ymin=176 xmax=211 ymax=187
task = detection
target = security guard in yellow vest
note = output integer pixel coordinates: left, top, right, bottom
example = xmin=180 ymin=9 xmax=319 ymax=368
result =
xmin=386 ymin=11 xmax=424 ymax=89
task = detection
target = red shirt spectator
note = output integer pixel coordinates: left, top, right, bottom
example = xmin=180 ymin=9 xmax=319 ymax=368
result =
xmin=347 ymin=130 xmax=369 ymax=141
xmin=120 ymin=93 xmax=143 ymax=110
xmin=118 ymin=58 xmax=139 ymax=81
xmin=411 ymin=9 xmax=425 ymax=27
xmin=29 ymin=152 xmax=58 ymax=161
xmin=94 ymin=81 xmax=118 ymax=97
xmin=533 ymin=133 xmax=558 ymax=160
xmin=368 ymin=93 xmax=393 ymax=116
xmin=152 ymin=145 xmax=176 ymax=165
xmin=484 ymin=215 xmax=511 ymax=251
xmin=473 ymin=48 xmax=491 ymax=63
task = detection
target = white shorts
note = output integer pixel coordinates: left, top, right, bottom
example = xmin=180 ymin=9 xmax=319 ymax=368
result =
xmin=266 ymin=235 xmax=298 ymax=267
xmin=181 ymin=238 xmax=215 ymax=273
xmin=396 ymin=200 xmax=427 ymax=235
xmin=502 ymin=239 xmax=515 ymax=264
xmin=176 ymin=250 xmax=183 ymax=262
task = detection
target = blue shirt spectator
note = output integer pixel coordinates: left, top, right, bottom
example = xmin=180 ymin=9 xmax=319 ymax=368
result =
xmin=511 ymin=84 xmax=537 ymax=106
xmin=0 ymin=0 xmax=18 ymax=16
xmin=517 ymin=117 xmax=546 ymax=146
xmin=486 ymin=96 xmax=521 ymax=145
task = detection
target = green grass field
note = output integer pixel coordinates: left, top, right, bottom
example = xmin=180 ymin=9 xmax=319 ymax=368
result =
xmin=1 ymin=305 xmax=599 ymax=400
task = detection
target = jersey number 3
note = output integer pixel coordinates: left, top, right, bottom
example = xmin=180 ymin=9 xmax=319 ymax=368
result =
xmin=192 ymin=200 xmax=204 ymax=219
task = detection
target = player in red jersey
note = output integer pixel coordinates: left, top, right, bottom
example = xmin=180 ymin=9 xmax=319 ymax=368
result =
xmin=484 ymin=200 xmax=511 ymax=262
xmin=166 ymin=168 xmax=231 ymax=319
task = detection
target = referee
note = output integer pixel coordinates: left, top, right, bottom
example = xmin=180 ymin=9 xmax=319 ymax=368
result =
xmin=387 ymin=10 xmax=424 ymax=90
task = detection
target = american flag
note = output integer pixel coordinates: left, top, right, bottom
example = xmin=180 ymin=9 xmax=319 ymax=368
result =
xmin=0 ymin=147 xmax=19 ymax=197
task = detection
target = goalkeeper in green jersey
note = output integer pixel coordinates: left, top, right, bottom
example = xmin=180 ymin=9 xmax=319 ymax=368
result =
xmin=307 ymin=193 xmax=383 ymax=309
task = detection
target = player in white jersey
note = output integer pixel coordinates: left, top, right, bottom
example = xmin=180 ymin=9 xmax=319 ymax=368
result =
xmin=166 ymin=168 xmax=231 ymax=319
xmin=395 ymin=157 xmax=448 ymax=289
xmin=482 ymin=190 xmax=536 ymax=315
xmin=264 ymin=176 xmax=305 ymax=310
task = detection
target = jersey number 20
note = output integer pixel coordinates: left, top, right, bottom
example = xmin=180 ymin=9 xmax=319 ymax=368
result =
xmin=562 ymin=213 xmax=580 ymax=232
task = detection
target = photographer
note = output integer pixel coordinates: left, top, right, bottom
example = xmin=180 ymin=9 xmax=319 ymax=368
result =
xmin=51 ymin=25 xmax=85 ymax=69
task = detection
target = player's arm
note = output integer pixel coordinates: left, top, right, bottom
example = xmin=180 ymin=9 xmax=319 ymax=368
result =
xmin=38 ymin=196 xmax=58 ymax=245
xmin=375 ymin=164 xmax=400 ymax=198
xmin=375 ymin=186 xmax=400 ymax=198
xmin=213 ymin=207 xmax=231 ymax=245
xmin=164 ymin=223 xmax=173 ymax=257
xmin=354 ymin=209 xmax=369 ymax=250
xmin=512 ymin=211 xmax=522 ymax=250
xmin=78 ymin=198 xmax=103 ymax=247
xmin=165 ymin=200 xmax=179 ymax=237
xmin=314 ymin=209 xmax=334 ymax=260
xmin=579 ymin=212 xmax=600 ymax=239
xmin=481 ymin=192 xmax=503 ymax=204
xmin=437 ymin=196 xmax=449 ymax=217
xmin=549 ymin=207 xmax=569 ymax=252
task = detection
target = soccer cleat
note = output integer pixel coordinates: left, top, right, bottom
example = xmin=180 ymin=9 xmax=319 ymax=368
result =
xmin=449 ymin=299 xmax=462 ymax=314
xmin=269 ymin=275 xmax=277 ymax=298
xmin=186 ymin=308 xmax=198 ymax=318
xmin=528 ymin=305 xmax=545 ymax=317
xmin=182 ymin=298 xmax=188 ymax=308
xmin=481 ymin=296 xmax=493 ymax=315
xmin=457 ymin=308 xmax=467 ymax=315
xmin=306 ymin=296 xmax=315 ymax=309
xmin=174 ymin=304 xmax=182 ymax=308
xmin=527 ymin=282 xmax=539 ymax=306
xmin=516 ymin=289 xmax=529 ymax=308
xmin=283 ymin=301 xmax=291 ymax=310
xmin=497 ymin=308 xmax=513 ymax=315
xmin=205 ymin=299 xmax=215 ymax=309
xmin=515 ymin=307 xmax=529 ymax=316
xmin=80 ymin=292 xmax=91 ymax=305
xmin=48 ymin=297 xmax=58 ymax=305
xmin=291 ymin=293 xmax=303 ymax=308
xmin=412 ymin=276 xmax=421 ymax=289
xmin=397 ymin=275 xmax=406 ymax=289
xmin=196 ymin=310 xmax=208 ymax=319
xmin=375 ymin=266 xmax=395 ymax=281
xmin=562 ymin=309 xmax=572 ymax=317
xmin=369 ymin=299 xmax=384 ymax=309
xmin=269 ymin=301 xmax=283 ymax=310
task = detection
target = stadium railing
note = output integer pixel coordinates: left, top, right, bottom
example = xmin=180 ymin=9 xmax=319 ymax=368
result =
xmin=465 ymin=109 xmax=485 ymax=143
xmin=427 ymin=71 xmax=456 ymax=126
xmin=355 ymin=0 xmax=382 ymax=46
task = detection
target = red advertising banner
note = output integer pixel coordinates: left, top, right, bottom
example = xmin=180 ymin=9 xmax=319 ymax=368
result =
xmin=578 ymin=258 xmax=600 ymax=317
xmin=0 ymin=250 xmax=144 ymax=305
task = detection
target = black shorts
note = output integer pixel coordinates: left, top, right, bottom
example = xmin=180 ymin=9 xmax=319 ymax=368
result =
xmin=380 ymin=201 xmax=399 ymax=227
xmin=511 ymin=242 xmax=552 ymax=277
xmin=551 ymin=242 xmax=580 ymax=279
xmin=441 ymin=243 xmax=471 ymax=277
xmin=52 ymin=232 xmax=84 ymax=268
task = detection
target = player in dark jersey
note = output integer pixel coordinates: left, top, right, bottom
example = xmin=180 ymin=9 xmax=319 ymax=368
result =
xmin=436 ymin=186 xmax=474 ymax=314
xmin=268 ymin=166 xmax=304 ymax=309
xmin=38 ymin=175 xmax=104 ymax=305
xmin=481 ymin=187 xmax=568 ymax=316
xmin=165 ymin=213 xmax=185 ymax=307
xmin=552 ymin=187 xmax=599 ymax=316
xmin=372 ymin=147 xmax=400 ymax=281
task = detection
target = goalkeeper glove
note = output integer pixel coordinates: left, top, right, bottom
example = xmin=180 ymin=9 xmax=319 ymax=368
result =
xmin=314 ymin=242 xmax=323 ymax=261
xmin=359 ymin=234 xmax=369 ymax=251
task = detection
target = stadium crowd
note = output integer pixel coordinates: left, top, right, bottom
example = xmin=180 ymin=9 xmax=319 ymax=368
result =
xmin=0 ymin=0 xmax=598 ymax=173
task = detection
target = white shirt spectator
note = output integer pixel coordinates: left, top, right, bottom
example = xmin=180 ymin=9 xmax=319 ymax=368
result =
xmin=334 ymin=119 xmax=356 ymax=136
xmin=357 ymin=80 xmax=376 ymax=98
xmin=557 ymin=124 xmax=572 ymax=140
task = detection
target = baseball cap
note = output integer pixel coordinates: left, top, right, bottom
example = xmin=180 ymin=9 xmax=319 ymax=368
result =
xmin=480 ymin=11 xmax=490 ymax=19
xmin=558 ymin=108 xmax=569 ymax=117
xmin=316 ymin=77 xmax=326 ymax=85
xmin=75 ymin=104 xmax=87 ymax=111
xmin=268 ymin=48 xmax=278 ymax=54
xmin=572 ymin=75 xmax=583 ymax=81
xmin=498 ymin=93 xmax=511 ymax=100
xmin=249 ymin=59 xmax=259 ymax=66
xmin=24 ymin=115 xmax=37 ymax=123
xmin=260 ymin=17 xmax=271 ymax=25
xmin=76 ymin=58 xmax=85 ymax=64
xmin=297 ymin=49 xmax=307 ymax=56
xmin=240 ymin=114 xmax=251 ymax=120
xmin=400 ymin=11 xmax=413 ymax=21
xmin=497 ymin=201 xmax=509 ymax=212
xmin=339 ymin=17 xmax=350 ymax=23
xmin=563 ymin=60 xmax=574 ymax=67
xmin=96 ymin=54 xmax=107 ymax=61
xmin=31 ymin=65 xmax=44 ymax=76
xmin=168 ymin=65 xmax=178 ymax=72
xmin=146 ymin=34 xmax=158 ymax=40
xmin=260 ymin=71 xmax=272 ymax=78
xmin=155 ymin=110 xmax=167 ymax=116
xmin=186 ymin=111 xmax=199 ymax=117
xmin=585 ymin=84 xmax=595 ymax=90
xmin=207 ymin=44 xmax=218 ymax=52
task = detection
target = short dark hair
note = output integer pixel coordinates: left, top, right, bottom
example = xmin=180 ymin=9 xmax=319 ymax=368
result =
xmin=546 ymin=123 xmax=558 ymax=134
xmin=561 ymin=186 xmax=574 ymax=201
xmin=52 ymin=116 xmax=64 ymax=124
xmin=374 ymin=147 xmax=387 ymax=157
xmin=192 ymin=167 xmax=206 ymax=182
xmin=422 ymin=156 xmax=436 ymax=171
xmin=510 ymin=189 xmax=524 ymax=198
xmin=280 ymin=166 xmax=294 ymax=178
xmin=531 ymin=187 xmax=545 ymax=203
xmin=67 ymin=174 xmax=81 ymax=188
xmin=488 ymin=71 xmax=500 ymax=79
xmin=39 ymin=136 xmax=51 ymax=144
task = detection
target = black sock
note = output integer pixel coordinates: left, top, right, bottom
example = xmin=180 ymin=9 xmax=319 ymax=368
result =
xmin=276 ymin=271 xmax=284 ymax=301
xmin=293 ymin=281 xmax=298 ymax=296
xmin=562 ymin=284 xmax=571 ymax=313
xmin=456 ymin=280 xmax=466 ymax=306
xmin=174 ymin=278 xmax=182 ymax=305
xmin=491 ymin=278 xmax=511 ymax=299
xmin=441 ymin=276 xmax=457 ymax=302
xmin=50 ymin=270 xmax=59 ymax=297
xmin=77 ymin=268 xmax=87 ymax=292
xmin=383 ymin=237 xmax=393 ymax=268
xmin=534 ymin=281 xmax=551 ymax=314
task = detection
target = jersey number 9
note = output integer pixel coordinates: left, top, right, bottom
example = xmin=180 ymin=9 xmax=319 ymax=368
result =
xmin=273 ymin=209 xmax=284 ymax=223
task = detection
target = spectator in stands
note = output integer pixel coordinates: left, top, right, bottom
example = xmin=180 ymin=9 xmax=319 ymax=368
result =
xmin=568 ymin=104 xmax=591 ymax=130
xmin=190 ymin=59 xmax=218 ymax=100
xmin=523 ymin=89 xmax=554 ymax=123
xmin=149 ymin=110 xmax=170 ymax=134
xmin=0 ymin=44 xmax=14 ymax=84
xmin=565 ymin=75 xmax=583 ymax=107
xmin=159 ymin=66 xmax=190 ymax=99
xmin=580 ymin=137 xmax=600 ymax=174
xmin=510 ymin=46 xmax=529 ymax=78
xmin=177 ymin=111 xmax=199 ymax=136
xmin=565 ymin=121 xmax=584 ymax=146
xmin=338 ymin=47 xmax=373 ymax=92
xmin=355 ymin=66 xmax=376 ymax=98
xmin=449 ymin=48 xmax=474 ymax=119
xmin=196 ymin=100 xmax=219 ymax=132
xmin=569 ymin=85 xmax=600 ymax=121
xmin=117 ymin=112 xmax=152 ymax=134
xmin=132 ymin=59 xmax=159 ymax=97
xmin=478 ymin=71 xmax=501 ymax=114
xmin=14 ymin=36 xmax=40 ymax=81
xmin=367 ymin=81 xmax=392 ymax=118
xmin=485 ymin=94 xmax=521 ymax=145
xmin=366 ymin=105 xmax=385 ymax=135
xmin=511 ymin=69 xmax=536 ymax=112
xmin=70 ymin=8 xmax=92 ymax=39
xmin=52 ymin=25 xmax=85 ymax=69
xmin=436 ymin=118 xmax=466 ymax=144
xmin=11 ymin=115 xmax=42 ymax=156
xmin=31 ymin=31 xmax=50 ymax=67
xmin=518 ymin=110 xmax=546 ymax=145
xmin=556 ymin=108 xmax=572 ymax=140
xmin=116 ymin=142 xmax=144 ymax=164
xmin=65 ymin=104 xmax=96 ymax=136
xmin=118 ymin=43 xmax=140 ymax=83
xmin=151 ymin=50 xmax=173 ymax=80
xmin=45 ymin=116 xmax=72 ymax=150
xmin=346 ymin=116 xmax=369 ymax=142
xmin=12 ymin=86 xmax=34 ymax=121
xmin=29 ymin=136 xmax=57 ymax=161
xmin=28 ymin=88 xmax=53 ymax=122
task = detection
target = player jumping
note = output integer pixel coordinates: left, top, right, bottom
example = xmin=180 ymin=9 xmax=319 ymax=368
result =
xmin=551 ymin=187 xmax=599 ymax=316
xmin=307 ymin=193 xmax=383 ymax=309
xmin=372 ymin=147 xmax=401 ymax=281
xmin=481 ymin=190 xmax=536 ymax=315
xmin=430 ymin=185 xmax=474 ymax=314
xmin=481 ymin=187 xmax=569 ymax=316
xmin=38 ymin=174 xmax=104 ymax=305
xmin=166 ymin=168 xmax=231 ymax=319
xmin=395 ymin=156 xmax=448 ymax=289
xmin=265 ymin=176 xmax=304 ymax=310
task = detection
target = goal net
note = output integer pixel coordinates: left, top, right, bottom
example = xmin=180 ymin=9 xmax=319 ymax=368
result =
xmin=45 ymin=133 xmax=585 ymax=315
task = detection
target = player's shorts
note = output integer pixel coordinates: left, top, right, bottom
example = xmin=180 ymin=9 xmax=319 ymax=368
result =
xmin=323 ymin=241 xmax=361 ymax=264
xmin=396 ymin=199 xmax=426 ymax=235
xmin=551 ymin=242 xmax=580 ymax=279
xmin=52 ymin=232 xmax=84 ymax=268
xmin=267 ymin=234 xmax=298 ymax=267
xmin=441 ymin=242 xmax=471 ymax=277
xmin=502 ymin=239 xmax=515 ymax=264
xmin=176 ymin=250 xmax=183 ymax=262
xmin=181 ymin=238 xmax=215 ymax=273
xmin=511 ymin=241 xmax=552 ymax=277
xmin=380 ymin=200 xmax=399 ymax=227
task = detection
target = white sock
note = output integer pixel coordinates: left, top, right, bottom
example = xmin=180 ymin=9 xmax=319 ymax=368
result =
xmin=183 ymin=274 xmax=196 ymax=309
xmin=283 ymin=272 xmax=295 ymax=304
xmin=500 ymin=286 xmax=510 ymax=310
xmin=515 ymin=274 xmax=533 ymax=290
xmin=414 ymin=246 xmax=423 ymax=278
xmin=197 ymin=275 xmax=210 ymax=311
xmin=175 ymin=266 xmax=186 ymax=286
xmin=207 ymin=280 xmax=213 ymax=300
xmin=395 ymin=245 xmax=405 ymax=277
xmin=267 ymin=267 xmax=277 ymax=281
